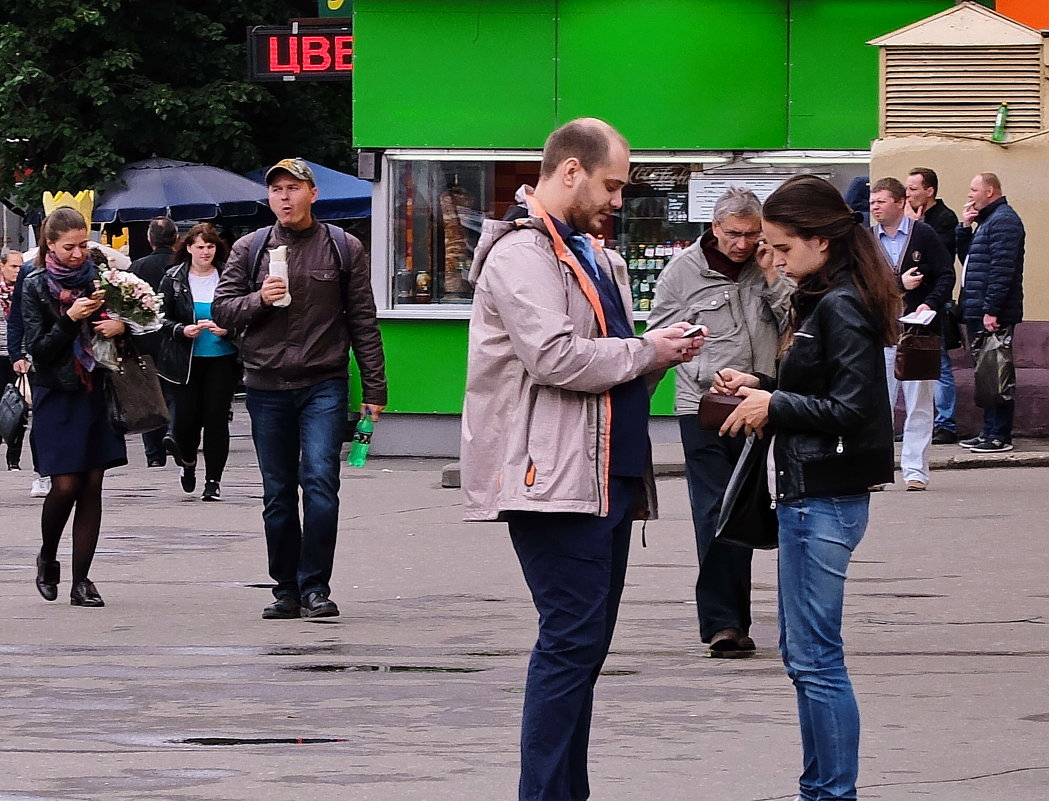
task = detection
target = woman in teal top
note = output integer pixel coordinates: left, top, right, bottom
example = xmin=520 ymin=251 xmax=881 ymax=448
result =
xmin=157 ymin=223 xmax=238 ymax=501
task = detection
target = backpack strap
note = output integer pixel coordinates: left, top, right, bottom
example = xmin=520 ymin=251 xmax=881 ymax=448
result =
xmin=324 ymin=223 xmax=351 ymax=272
xmin=247 ymin=225 xmax=273 ymax=286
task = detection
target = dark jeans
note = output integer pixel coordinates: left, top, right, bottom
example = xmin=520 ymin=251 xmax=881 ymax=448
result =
xmin=678 ymin=416 xmax=753 ymax=642
xmin=172 ymin=355 xmax=238 ymax=480
xmin=967 ymin=322 xmax=1016 ymax=442
xmin=246 ymin=377 xmax=346 ymax=600
xmin=507 ymin=476 xmax=638 ymax=801
xmin=0 ymin=356 xmax=26 ymax=467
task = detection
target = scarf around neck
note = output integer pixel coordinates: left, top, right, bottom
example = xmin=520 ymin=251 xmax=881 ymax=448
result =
xmin=44 ymin=251 xmax=98 ymax=385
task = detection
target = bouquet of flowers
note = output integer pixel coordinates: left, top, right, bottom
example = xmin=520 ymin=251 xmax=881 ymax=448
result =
xmin=97 ymin=268 xmax=164 ymax=334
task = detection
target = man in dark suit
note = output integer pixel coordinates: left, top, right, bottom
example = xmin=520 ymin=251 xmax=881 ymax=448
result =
xmin=129 ymin=217 xmax=177 ymax=467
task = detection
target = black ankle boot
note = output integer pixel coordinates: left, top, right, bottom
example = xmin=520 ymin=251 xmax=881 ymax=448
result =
xmin=70 ymin=579 xmax=104 ymax=607
xmin=35 ymin=553 xmax=60 ymax=601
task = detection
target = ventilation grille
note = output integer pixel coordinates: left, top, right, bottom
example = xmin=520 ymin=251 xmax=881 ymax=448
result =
xmin=884 ymin=45 xmax=1043 ymax=136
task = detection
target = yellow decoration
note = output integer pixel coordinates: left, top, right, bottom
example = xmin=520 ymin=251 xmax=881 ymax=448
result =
xmin=105 ymin=227 xmax=129 ymax=252
xmin=42 ymin=190 xmax=94 ymax=221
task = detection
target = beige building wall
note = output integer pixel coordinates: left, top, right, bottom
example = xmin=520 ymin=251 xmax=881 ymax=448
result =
xmin=871 ymin=134 xmax=1048 ymax=322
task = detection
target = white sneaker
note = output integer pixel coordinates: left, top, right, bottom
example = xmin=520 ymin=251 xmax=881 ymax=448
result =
xmin=30 ymin=475 xmax=50 ymax=498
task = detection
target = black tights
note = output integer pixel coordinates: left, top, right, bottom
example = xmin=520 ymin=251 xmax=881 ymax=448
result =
xmin=40 ymin=468 xmax=105 ymax=583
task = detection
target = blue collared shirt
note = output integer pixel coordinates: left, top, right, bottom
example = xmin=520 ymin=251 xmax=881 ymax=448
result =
xmin=874 ymin=214 xmax=912 ymax=268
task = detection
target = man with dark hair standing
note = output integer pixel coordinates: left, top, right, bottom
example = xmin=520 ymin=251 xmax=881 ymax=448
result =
xmin=905 ymin=167 xmax=962 ymax=444
xmin=130 ymin=216 xmax=178 ymax=467
xmin=648 ymin=186 xmax=792 ymax=658
xmin=213 ymin=158 xmax=387 ymax=620
xmin=462 ymin=118 xmax=702 ymax=800
xmin=957 ymin=172 xmax=1025 ymax=453
xmin=870 ymin=177 xmax=954 ymax=490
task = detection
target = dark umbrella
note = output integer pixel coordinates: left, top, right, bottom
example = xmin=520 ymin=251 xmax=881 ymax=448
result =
xmin=93 ymin=157 xmax=267 ymax=223
xmin=246 ymin=159 xmax=372 ymax=220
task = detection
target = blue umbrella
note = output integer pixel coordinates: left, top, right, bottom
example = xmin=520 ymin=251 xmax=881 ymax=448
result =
xmin=93 ymin=157 xmax=267 ymax=223
xmin=246 ymin=159 xmax=372 ymax=220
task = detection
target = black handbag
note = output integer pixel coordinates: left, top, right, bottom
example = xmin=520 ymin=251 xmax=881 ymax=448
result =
xmin=0 ymin=376 xmax=29 ymax=444
xmin=894 ymin=328 xmax=941 ymax=381
xmin=104 ymin=353 xmax=170 ymax=435
xmin=715 ymin=434 xmax=778 ymax=550
xmin=972 ymin=329 xmax=1015 ymax=409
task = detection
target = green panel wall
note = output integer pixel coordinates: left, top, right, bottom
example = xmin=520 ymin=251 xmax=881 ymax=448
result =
xmin=787 ymin=0 xmax=954 ymax=148
xmin=354 ymin=318 xmax=677 ymax=416
xmin=557 ymin=0 xmax=788 ymax=150
xmin=352 ymin=0 xmax=556 ymax=148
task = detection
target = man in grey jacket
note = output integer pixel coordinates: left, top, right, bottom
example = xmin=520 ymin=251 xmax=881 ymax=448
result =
xmin=461 ymin=118 xmax=701 ymax=801
xmin=648 ymin=187 xmax=793 ymax=657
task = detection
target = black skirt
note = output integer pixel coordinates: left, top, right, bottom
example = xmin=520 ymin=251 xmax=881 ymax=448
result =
xmin=30 ymin=380 xmax=127 ymax=476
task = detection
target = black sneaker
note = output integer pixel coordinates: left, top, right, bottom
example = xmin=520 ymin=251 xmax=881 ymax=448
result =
xmin=968 ymin=438 xmax=1013 ymax=453
xmin=301 ymin=591 xmax=340 ymax=618
xmin=201 ymin=480 xmax=220 ymax=502
xmin=180 ymin=465 xmax=196 ymax=493
xmin=262 ymin=595 xmax=301 ymax=619
xmin=959 ymin=436 xmax=987 ymax=449
xmin=931 ymin=428 xmax=958 ymax=445
xmin=163 ymin=434 xmax=188 ymax=467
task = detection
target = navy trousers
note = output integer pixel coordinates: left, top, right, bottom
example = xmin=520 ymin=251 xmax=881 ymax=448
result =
xmin=678 ymin=416 xmax=753 ymax=642
xmin=507 ymin=477 xmax=638 ymax=801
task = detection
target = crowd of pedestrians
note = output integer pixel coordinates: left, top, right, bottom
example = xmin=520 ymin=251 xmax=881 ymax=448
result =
xmin=1 ymin=128 xmax=1028 ymax=801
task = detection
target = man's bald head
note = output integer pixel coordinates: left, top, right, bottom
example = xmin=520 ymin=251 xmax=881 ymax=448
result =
xmin=539 ymin=118 xmax=629 ymax=179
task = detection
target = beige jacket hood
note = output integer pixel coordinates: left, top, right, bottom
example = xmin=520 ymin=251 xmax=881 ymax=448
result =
xmin=461 ymin=187 xmax=661 ymax=522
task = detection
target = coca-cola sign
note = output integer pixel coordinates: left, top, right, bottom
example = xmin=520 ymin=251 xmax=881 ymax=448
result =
xmin=629 ymin=164 xmax=693 ymax=189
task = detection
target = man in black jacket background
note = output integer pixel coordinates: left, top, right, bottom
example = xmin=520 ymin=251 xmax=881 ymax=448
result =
xmin=129 ymin=217 xmax=177 ymax=467
xmin=956 ymin=172 xmax=1025 ymax=454
xmin=905 ymin=168 xmax=962 ymax=444
xmin=870 ymin=177 xmax=954 ymax=490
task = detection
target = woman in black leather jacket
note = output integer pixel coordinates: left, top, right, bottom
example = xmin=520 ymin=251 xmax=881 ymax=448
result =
xmin=156 ymin=223 xmax=237 ymax=501
xmin=22 ymin=207 xmax=128 ymax=608
xmin=716 ymin=176 xmax=899 ymax=801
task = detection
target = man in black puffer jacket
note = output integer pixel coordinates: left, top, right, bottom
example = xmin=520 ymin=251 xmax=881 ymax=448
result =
xmin=956 ymin=172 xmax=1025 ymax=453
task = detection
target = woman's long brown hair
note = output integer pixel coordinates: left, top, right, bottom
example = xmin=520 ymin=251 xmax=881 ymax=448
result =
xmin=763 ymin=175 xmax=901 ymax=346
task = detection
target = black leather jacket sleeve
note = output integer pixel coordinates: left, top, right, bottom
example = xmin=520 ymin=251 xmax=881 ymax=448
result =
xmin=770 ymin=289 xmax=884 ymax=435
xmin=22 ymin=272 xmax=83 ymax=375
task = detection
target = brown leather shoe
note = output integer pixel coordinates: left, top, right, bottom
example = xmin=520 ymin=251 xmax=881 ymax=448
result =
xmin=737 ymin=634 xmax=757 ymax=651
xmin=709 ymin=628 xmax=744 ymax=658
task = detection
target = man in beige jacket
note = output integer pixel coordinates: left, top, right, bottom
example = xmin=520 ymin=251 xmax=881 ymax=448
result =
xmin=461 ymin=118 xmax=701 ymax=801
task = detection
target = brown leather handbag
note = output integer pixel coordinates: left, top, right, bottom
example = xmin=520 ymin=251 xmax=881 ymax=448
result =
xmin=697 ymin=393 xmax=743 ymax=430
xmin=894 ymin=330 xmax=941 ymax=381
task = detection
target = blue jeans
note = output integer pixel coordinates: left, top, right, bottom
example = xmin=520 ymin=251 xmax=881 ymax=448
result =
xmin=933 ymin=341 xmax=957 ymax=433
xmin=678 ymin=416 xmax=753 ymax=642
xmin=777 ymin=494 xmax=869 ymax=801
xmin=246 ymin=378 xmax=346 ymax=600
xmin=507 ymin=477 xmax=637 ymax=801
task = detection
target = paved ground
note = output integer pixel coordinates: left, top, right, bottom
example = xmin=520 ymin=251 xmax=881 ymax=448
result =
xmin=1 ymin=406 xmax=1047 ymax=801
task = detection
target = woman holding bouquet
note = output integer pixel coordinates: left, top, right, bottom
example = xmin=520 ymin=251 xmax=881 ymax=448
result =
xmin=22 ymin=207 xmax=128 ymax=608
xmin=157 ymin=223 xmax=237 ymax=501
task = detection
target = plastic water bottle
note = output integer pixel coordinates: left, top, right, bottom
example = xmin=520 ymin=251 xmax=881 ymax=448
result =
xmin=347 ymin=416 xmax=374 ymax=467
xmin=992 ymin=102 xmax=1008 ymax=142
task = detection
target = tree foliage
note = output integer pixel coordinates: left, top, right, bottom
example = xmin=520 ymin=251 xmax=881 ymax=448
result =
xmin=0 ymin=0 xmax=355 ymax=214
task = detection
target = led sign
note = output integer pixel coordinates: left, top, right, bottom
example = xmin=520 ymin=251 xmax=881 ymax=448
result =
xmin=248 ymin=24 xmax=352 ymax=82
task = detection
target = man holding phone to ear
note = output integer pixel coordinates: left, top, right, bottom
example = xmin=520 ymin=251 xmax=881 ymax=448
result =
xmin=870 ymin=177 xmax=954 ymax=491
xmin=648 ymin=186 xmax=793 ymax=659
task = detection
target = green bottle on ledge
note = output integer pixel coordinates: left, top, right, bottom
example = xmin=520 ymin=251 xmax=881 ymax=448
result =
xmin=992 ymin=102 xmax=1009 ymax=142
